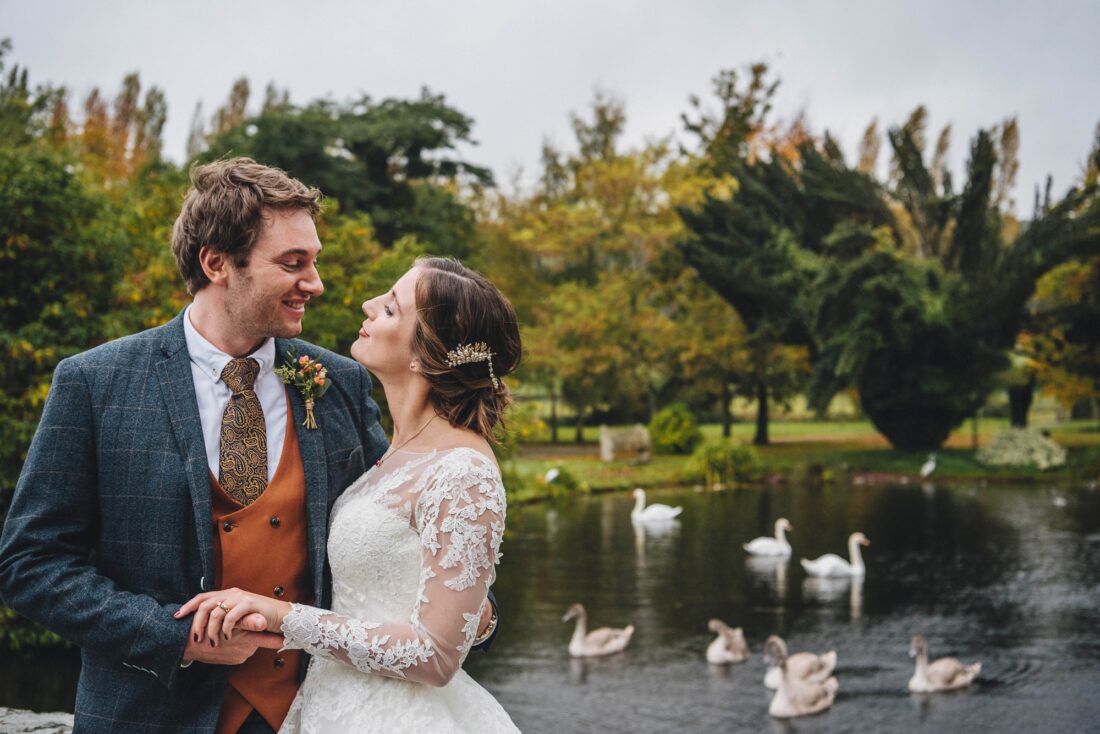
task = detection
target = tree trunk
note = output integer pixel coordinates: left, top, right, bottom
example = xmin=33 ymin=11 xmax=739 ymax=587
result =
xmin=575 ymin=404 xmax=585 ymax=444
xmin=753 ymin=380 xmax=769 ymax=446
xmin=1007 ymin=374 xmax=1036 ymax=428
xmin=550 ymin=388 xmax=559 ymax=443
xmin=721 ymin=382 xmax=732 ymax=438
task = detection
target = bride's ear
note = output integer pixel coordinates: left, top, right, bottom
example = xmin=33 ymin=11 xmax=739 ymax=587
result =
xmin=409 ymin=360 xmax=419 ymax=372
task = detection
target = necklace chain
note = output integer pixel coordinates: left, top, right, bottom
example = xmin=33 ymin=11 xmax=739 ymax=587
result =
xmin=375 ymin=414 xmax=439 ymax=467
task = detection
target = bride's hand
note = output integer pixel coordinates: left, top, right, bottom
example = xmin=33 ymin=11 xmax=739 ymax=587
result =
xmin=175 ymin=588 xmax=292 ymax=645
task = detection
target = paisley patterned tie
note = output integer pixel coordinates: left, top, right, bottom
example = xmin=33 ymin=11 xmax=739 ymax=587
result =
xmin=219 ymin=357 xmax=268 ymax=505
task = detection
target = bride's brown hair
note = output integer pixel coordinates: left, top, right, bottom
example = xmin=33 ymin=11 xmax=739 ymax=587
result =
xmin=411 ymin=257 xmax=522 ymax=440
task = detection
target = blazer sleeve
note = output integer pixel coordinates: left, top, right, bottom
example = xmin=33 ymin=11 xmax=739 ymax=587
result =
xmin=0 ymin=357 xmax=192 ymax=689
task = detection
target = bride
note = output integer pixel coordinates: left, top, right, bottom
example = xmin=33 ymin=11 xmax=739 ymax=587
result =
xmin=178 ymin=257 xmax=521 ymax=733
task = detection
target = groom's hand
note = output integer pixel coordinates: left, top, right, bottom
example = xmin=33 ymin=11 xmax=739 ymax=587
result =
xmin=182 ymin=629 xmax=283 ymax=666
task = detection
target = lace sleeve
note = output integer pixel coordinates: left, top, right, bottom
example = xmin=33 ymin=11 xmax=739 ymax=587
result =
xmin=279 ymin=452 xmax=505 ymax=687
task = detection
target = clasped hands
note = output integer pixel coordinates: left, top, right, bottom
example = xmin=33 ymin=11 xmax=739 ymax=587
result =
xmin=175 ymin=588 xmax=494 ymax=666
xmin=175 ymin=588 xmax=289 ymax=665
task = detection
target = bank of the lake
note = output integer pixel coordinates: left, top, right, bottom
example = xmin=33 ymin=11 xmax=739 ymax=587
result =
xmin=506 ymin=419 xmax=1100 ymax=503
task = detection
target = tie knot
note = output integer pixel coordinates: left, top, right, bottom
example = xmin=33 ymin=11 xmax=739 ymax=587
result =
xmin=221 ymin=358 xmax=260 ymax=394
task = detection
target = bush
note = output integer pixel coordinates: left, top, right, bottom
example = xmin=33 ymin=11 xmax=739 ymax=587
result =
xmin=975 ymin=428 xmax=1067 ymax=470
xmin=648 ymin=403 xmax=702 ymax=455
xmin=1069 ymin=446 xmax=1100 ymax=483
xmin=0 ymin=607 xmax=67 ymax=651
xmin=689 ymin=441 xmax=762 ymax=488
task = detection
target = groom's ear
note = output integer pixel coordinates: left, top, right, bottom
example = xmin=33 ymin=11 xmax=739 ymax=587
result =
xmin=198 ymin=245 xmax=231 ymax=287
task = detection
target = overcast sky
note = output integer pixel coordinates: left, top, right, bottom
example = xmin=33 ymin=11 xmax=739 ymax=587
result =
xmin=4 ymin=0 xmax=1098 ymax=204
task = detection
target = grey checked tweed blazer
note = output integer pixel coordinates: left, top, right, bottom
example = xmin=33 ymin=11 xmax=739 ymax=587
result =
xmin=0 ymin=312 xmax=390 ymax=732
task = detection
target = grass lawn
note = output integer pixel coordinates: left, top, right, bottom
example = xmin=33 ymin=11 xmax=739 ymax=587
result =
xmin=507 ymin=418 xmax=1100 ymax=501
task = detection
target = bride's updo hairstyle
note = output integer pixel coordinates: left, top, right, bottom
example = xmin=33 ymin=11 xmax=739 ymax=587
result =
xmin=411 ymin=257 xmax=522 ymax=440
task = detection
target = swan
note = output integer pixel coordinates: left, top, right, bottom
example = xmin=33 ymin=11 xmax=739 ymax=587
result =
xmin=800 ymin=532 xmax=870 ymax=578
xmin=764 ymin=637 xmax=839 ymax=718
xmin=908 ymin=635 xmax=981 ymax=692
xmin=763 ymin=635 xmax=837 ymax=690
xmin=706 ymin=619 xmax=749 ymax=664
xmin=562 ymin=603 xmax=634 ymax=658
xmin=631 ymin=488 xmax=682 ymax=523
xmin=743 ymin=518 xmax=793 ymax=557
xmin=920 ymin=453 xmax=937 ymax=478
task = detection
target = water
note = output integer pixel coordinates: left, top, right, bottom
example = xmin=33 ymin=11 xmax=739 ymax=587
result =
xmin=4 ymin=482 xmax=1100 ymax=732
xmin=463 ymin=482 xmax=1100 ymax=733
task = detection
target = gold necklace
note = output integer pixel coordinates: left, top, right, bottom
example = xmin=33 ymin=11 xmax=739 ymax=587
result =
xmin=375 ymin=415 xmax=439 ymax=467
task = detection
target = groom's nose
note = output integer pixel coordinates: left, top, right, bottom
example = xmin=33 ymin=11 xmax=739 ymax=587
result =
xmin=299 ymin=264 xmax=324 ymax=297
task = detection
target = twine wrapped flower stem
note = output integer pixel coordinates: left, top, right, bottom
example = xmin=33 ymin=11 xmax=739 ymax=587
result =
xmin=274 ymin=349 xmax=331 ymax=429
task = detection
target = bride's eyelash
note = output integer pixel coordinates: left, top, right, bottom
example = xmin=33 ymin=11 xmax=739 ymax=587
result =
xmin=384 ymin=304 xmax=394 ymax=317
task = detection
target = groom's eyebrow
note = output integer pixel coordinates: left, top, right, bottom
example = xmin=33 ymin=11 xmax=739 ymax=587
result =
xmin=277 ymin=247 xmax=315 ymax=258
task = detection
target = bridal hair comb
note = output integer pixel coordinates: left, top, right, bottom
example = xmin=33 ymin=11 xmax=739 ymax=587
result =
xmin=445 ymin=341 xmax=500 ymax=390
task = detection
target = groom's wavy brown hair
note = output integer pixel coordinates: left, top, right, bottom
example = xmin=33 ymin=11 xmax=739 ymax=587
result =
xmin=171 ymin=157 xmax=322 ymax=295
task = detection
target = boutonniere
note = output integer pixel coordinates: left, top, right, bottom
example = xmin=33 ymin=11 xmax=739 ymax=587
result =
xmin=275 ymin=349 xmax=330 ymax=429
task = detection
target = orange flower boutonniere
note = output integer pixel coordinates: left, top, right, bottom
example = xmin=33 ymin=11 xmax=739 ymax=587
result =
xmin=275 ymin=349 xmax=330 ymax=429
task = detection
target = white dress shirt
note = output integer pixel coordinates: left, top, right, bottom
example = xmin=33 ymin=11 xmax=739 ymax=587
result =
xmin=183 ymin=305 xmax=288 ymax=483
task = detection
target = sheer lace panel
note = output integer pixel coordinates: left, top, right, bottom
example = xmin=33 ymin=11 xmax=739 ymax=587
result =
xmin=280 ymin=448 xmax=504 ymax=687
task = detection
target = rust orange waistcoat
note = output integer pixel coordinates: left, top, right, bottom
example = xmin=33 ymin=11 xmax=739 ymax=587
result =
xmin=210 ymin=400 xmax=311 ymax=734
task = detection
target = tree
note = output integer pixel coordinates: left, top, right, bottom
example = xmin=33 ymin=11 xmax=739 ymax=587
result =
xmin=680 ymin=87 xmax=1100 ymax=449
xmin=0 ymin=144 xmax=127 ymax=507
xmin=482 ymin=93 xmax=722 ymax=440
xmin=198 ymin=86 xmax=491 ymax=259
xmin=678 ymin=64 xmax=819 ymax=444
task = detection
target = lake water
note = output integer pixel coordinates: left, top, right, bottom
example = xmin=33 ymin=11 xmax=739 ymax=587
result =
xmin=4 ymin=481 xmax=1100 ymax=733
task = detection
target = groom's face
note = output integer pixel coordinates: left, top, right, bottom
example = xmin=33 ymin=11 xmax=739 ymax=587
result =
xmin=224 ymin=208 xmax=324 ymax=341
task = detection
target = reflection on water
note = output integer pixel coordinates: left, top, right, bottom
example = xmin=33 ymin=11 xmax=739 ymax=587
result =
xmin=745 ymin=556 xmax=789 ymax=600
xmin=4 ymin=482 xmax=1100 ymax=732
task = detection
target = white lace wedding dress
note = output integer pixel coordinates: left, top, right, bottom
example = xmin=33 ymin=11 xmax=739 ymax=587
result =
xmin=277 ymin=447 xmax=519 ymax=733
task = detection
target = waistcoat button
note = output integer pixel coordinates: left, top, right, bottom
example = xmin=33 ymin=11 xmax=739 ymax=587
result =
xmin=270 ymin=515 xmax=281 ymax=528
xmin=222 ymin=521 xmax=233 ymax=533
xmin=274 ymin=586 xmax=285 ymax=597
xmin=274 ymin=657 xmax=285 ymax=669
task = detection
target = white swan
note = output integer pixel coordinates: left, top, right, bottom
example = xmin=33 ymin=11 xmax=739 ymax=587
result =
xmin=920 ymin=453 xmax=937 ymax=478
xmin=631 ymin=488 xmax=682 ymax=523
xmin=562 ymin=603 xmax=634 ymax=658
xmin=764 ymin=637 xmax=839 ymax=718
xmin=908 ymin=634 xmax=981 ymax=692
xmin=763 ymin=635 xmax=837 ymax=690
xmin=800 ymin=532 xmax=870 ymax=578
xmin=743 ymin=518 xmax=793 ymax=557
xmin=706 ymin=619 xmax=749 ymax=664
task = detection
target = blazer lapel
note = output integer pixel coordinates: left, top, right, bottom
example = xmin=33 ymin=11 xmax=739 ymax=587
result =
xmin=277 ymin=339 xmax=330 ymax=603
xmin=156 ymin=313 xmax=215 ymax=588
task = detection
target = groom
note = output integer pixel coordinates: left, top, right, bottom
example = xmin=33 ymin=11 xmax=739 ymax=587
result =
xmin=0 ymin=158 xmax=497 ymax=733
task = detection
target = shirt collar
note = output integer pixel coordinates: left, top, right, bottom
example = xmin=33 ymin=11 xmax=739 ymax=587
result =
xmin=183 ymin=304 xmax=276 ymax=384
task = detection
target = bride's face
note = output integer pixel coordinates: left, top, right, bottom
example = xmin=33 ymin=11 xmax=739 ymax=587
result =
xmin=351 ymin=268 xmax=421 ymax=378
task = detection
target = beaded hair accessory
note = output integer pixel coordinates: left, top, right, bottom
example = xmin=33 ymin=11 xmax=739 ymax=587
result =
xmin=445 ymin=341 xmax=500 ymax=389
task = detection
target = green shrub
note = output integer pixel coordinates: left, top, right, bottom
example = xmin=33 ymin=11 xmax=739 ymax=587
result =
xmin=689 ymin=440 xmax=762 ymax=488
xmin=1069 ymin=446 xmax=1100 ymax=483
xmin=648 ymin=403 xmax=702 ymax=455
xmin=0 ymin=607 xmax=67 ymax=651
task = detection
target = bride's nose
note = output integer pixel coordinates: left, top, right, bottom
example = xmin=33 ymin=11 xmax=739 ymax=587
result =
xmin=361 ymin=299 xmax=375 ymax=320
